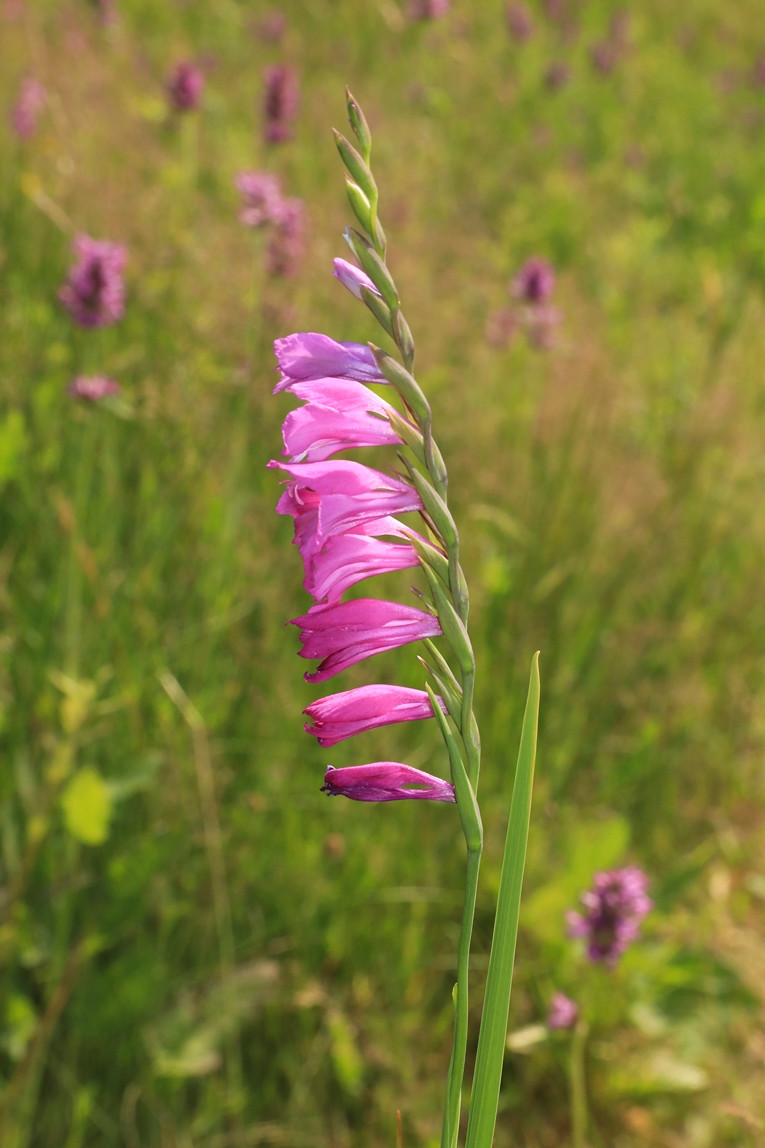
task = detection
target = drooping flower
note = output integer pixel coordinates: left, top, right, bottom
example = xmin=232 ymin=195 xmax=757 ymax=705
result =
xmin=291 ymin=598 xmax=442 ymax=682
xmin=566 ymin=866 xmax=652 ymax=966
xmin=269 ymin=459 xmax=422 ymax=551
xmin=547 ymin=992 xmax=578 ymax=1030
xmin=59 ymin=234 xmax=127 ymax=329
xmin=332 ymin=258 xmax=381 ymax=300
xmin=321 ymin=762 xmax=455 ymax=803
xmin=280 ymin=378 xmax=402 ymax=463
xmin=10 ymin=76 xmax=45 ymax=140
xmin=265 ymin=196 xmax=305 ymax=277
xmin=274 ymin=332 xmax=385 ymax=388
xmin=235 ymin=170 xmax=283 ymax=228
xmin=302 ymin=531 xmax=421 ymax=603
xmin=262 ymin=64 xmax=299 ymax=144
xmin=68 ymin=375 xmax=122 ymax=401
xmin=305 ymin=684 xmax=446 ymax=747
xmin=511 ymin=257 xmax=556 ymax=304
xmin=167 ymin=60 xmax=204 ymax=112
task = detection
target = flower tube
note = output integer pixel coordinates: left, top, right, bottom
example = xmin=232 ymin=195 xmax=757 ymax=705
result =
xmin=321 ymin=763 xmax=455 ymax=803
xmin=332 ymin=257 xmax=381 ymax=300
xmin=304 ymin=531 xmax=420 ymax=603
xmin=274 ymin=332 xmax=385 ymax=388
xmin=292 ymin=598 xmax=442 ymax=682
xmin=305 ymin=684 xmax=446 ymax=747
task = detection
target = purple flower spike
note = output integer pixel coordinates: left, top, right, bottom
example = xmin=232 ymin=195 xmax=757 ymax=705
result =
xmin=292 ymin=598 xmax=442 ymax=682
xmin=235 ymin=170 xmax=283 ymax=228
xmin=281 ymin=378 xmax=402 ymax=463
xmin=10 ymin=76 xmax=45 ymax=140
xmin=566 ymin=866 xmax=652 ymax=966
xmin=305 ymin=684 xmax=446 ymax=747
xmin=547 ymin=992 xmax=578 ymax=1030
xmin=68 ymin=374 xmax=121 ymax=401
xmin=263 ymin=64 xmax=299 ymax=144
xmin=321 ymin=762 xmax=455 ymax=803
xmin=511 ymin=257 xmax=556 ymax=304
xmin=167 ymin=60 xmax=204 ymax=112
xmin=333 ymin=258 xmax=381 ymax=300
xmin=59 ymin=234 xmax=127 ymax=329
xmin=506 ymin=2 xmax=534 ymax=41
xmin=274 ymin=332 xmax=385 ymax=389
xmin=266 ymin=196 xmax=305 ymax=277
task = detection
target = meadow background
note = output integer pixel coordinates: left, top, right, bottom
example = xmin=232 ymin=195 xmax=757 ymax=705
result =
xmin=2 ymin=0 xmax=765 ymax=1145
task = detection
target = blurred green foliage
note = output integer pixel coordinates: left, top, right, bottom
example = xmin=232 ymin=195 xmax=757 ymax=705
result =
xmin=1 ymin=1 xmax=764 ymax=1145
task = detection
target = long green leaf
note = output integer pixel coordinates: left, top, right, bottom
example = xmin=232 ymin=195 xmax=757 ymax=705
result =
xmin=464 ymin=652 xmax=540 ymax=1148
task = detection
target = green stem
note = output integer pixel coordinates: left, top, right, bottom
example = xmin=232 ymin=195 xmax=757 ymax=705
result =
xmin=441 ymin=845 xmax=482 ymax=1148
xmin=569 ymin=1022 xmax=588 ymax=1148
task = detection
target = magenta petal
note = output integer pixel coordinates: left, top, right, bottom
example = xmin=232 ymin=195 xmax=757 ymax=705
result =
xmin=281 ymin=379 xmax=401 ymax=462
xmin=305 ymin=533 xmax=419 ymax=602
xmin=291 ymin=598 xmax=442 ymax=682
xmin=321 ymin=763 xmax=455 ymax=802
xmin=332 ymin=258 xmax=381 ymax=300
xmin=305 ymin=684 xmax=446 ymax=746
xmin=274 ymin=332 xmax=384 ymax=389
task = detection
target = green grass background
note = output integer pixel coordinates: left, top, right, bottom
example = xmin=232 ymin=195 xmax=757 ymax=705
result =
xmin=1 ymin=1 xmax=764 ymax=1145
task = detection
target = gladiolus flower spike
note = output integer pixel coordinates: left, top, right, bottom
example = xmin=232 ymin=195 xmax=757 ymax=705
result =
xmin=269 ymin=91 xmax=541 ymax=1148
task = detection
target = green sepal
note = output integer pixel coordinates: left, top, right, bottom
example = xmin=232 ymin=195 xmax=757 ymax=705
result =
xmin=372 ymin=349 xmax=431 ymax=425
xmin=345 ymin=178 xmax=373 ymax=235
xmin=393 ymin=308 xmax=415 ymax=366
xmin=359 ymin=287 xmax=394 ymax=339
xmin=344 ymin=227 xmax=399 ymax=311
xmin=425 ymin=683 xmax=482 ymax=853
xmin=408 ymin=532 xmax=450 ymax=588
xmin=402 ymin=460 xmax=458 ymax=550
xmin=421 ymin=638 xmax=462 ymax=695
xmin=418 ymin=657 xmax=462 ymax=722
xmin=334 ymin=130 xmax=377 ymax=203
xmin=345 ymin=88 xmax=372 ymax=160
xmin=420 ymin=563 xmax=474 ymax=676
xmin=386 ymin=408 xmax=427 ymax=467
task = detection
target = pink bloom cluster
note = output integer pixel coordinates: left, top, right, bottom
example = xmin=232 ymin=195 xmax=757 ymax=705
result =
xmin=235 ymin=171 xmax=305 ymax=277
xmin=68 ymin=374 xmax=121 ymax=401
xmin=167 ymin=60 xmax=205 ymax=112
xmin=271 ymin=325 xmax=454 ymax=804
xmin=59 ymin=233 xmax=127 ymax=329
xmin=567 ymin=866 xmax=652 ymax=965
xmin=262 ymin=64 xmax=299 ymax=144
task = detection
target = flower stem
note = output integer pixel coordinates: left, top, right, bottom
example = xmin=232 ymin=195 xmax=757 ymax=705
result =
xmin=569 ymin=1021 xmax=589 ymax=1148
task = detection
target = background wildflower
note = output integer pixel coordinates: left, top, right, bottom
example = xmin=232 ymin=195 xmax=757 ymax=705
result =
xmin=68 ymin=375 xmax=122 ymax=401
xmin=567 ymin=866 xmax=652 ymax=966
xmin=167 ymin=60 xmax=205 ymax=112
xmin=59 ymin=234 xmax=127 ymax=329
xmin=262 ymin=64 xmax=299 ymax=143
xmin=265 ymin=196 xmax=305 ymax=276
xmin=235 ymin=170 xmax=283 ymax=228
xmin=547 ymin=992 xmax=579 ymax=1030
xmin=10 ymin=76 xmax=45 ymax=140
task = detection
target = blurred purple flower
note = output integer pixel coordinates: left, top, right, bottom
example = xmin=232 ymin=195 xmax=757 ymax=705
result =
xmin=167 ymin=60 xmax=205 ymax=112
xmin=263 ymin=64 xmax=299 ymax=144
xmin=333 ymin=258 xmax=381 ymax=300
xmin=547 ymin=992 xmax=578 ymax=1030
xmin=68 ymin=375 xmax=122 ymax=401
xmin=266 ymin=195 xmax=305 ymax=276
xmin=590 ymin=39 xmax=619 ymax=75
xmin=235 ymin=170 xmax=283 ymax=228
xmin=59 ymin=234 xmax=127 ymax=329
xmin=256 ymin=11 xmax=286 ymax=43
xmin=511 ymin=257 xmax=556 ymax=304
xmin=567 ymin=866 xmax=652 ymax=966
xmin=545 ymin=60 xmax=571 ymax=90
xmin=10 ymin=76 xmax=45 ymax=140
xmin=506 ymin=2 xmax=534 ymax=42
xmin=322 ymin=762 xmax=455 ymax=803
xmin=408 ymin=0 xmax=449 ymax=19
xmin=274 ymin=331 xmax=385 ymax=388
xmin=305 ymin=684 xmax=446 ymax=747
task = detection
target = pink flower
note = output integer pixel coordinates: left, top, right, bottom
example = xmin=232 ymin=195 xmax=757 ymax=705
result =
xmin=68 ymin=375 xmax=121 ymax=401
xmin=511 ymin=257 xmax=556 ymax=304
xmin=269 ymin=459 xmax=422 ymax=553
xmin=303 ymin=531 xmax=420 ymax=603
xmin=59 ymin=234 xmax=127 ymax=329
xmin=274 ymin=332 xmax=384 ymax=389
xmin=291 ymin=598 xmax=442 ymax=682
xmin=167 ymin=60 xmax=204 ymax=112
xmin=280 ymin=378 xmax=402 ymax=462
xmin=10 ymin=76 xmax=45 ymax=140
xmin=547 ymin=992 xmax=578 ymax=1030
xmin=263 ymin=64 xmax=299 ymax=143
xmin=332 ymin=258 xmax=381 ymax=300
xmin=567 ymin=866 xmax=652 ymax=966
xmin=305 ymin=684 xmax=446 ymax=746
xmin=265 ymin=196 xmax=305 ymax=277
xmin=321 ymin=762 xmax=455 ymax=803
xmin=235 ymin=170 xmax=283 ymax=228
